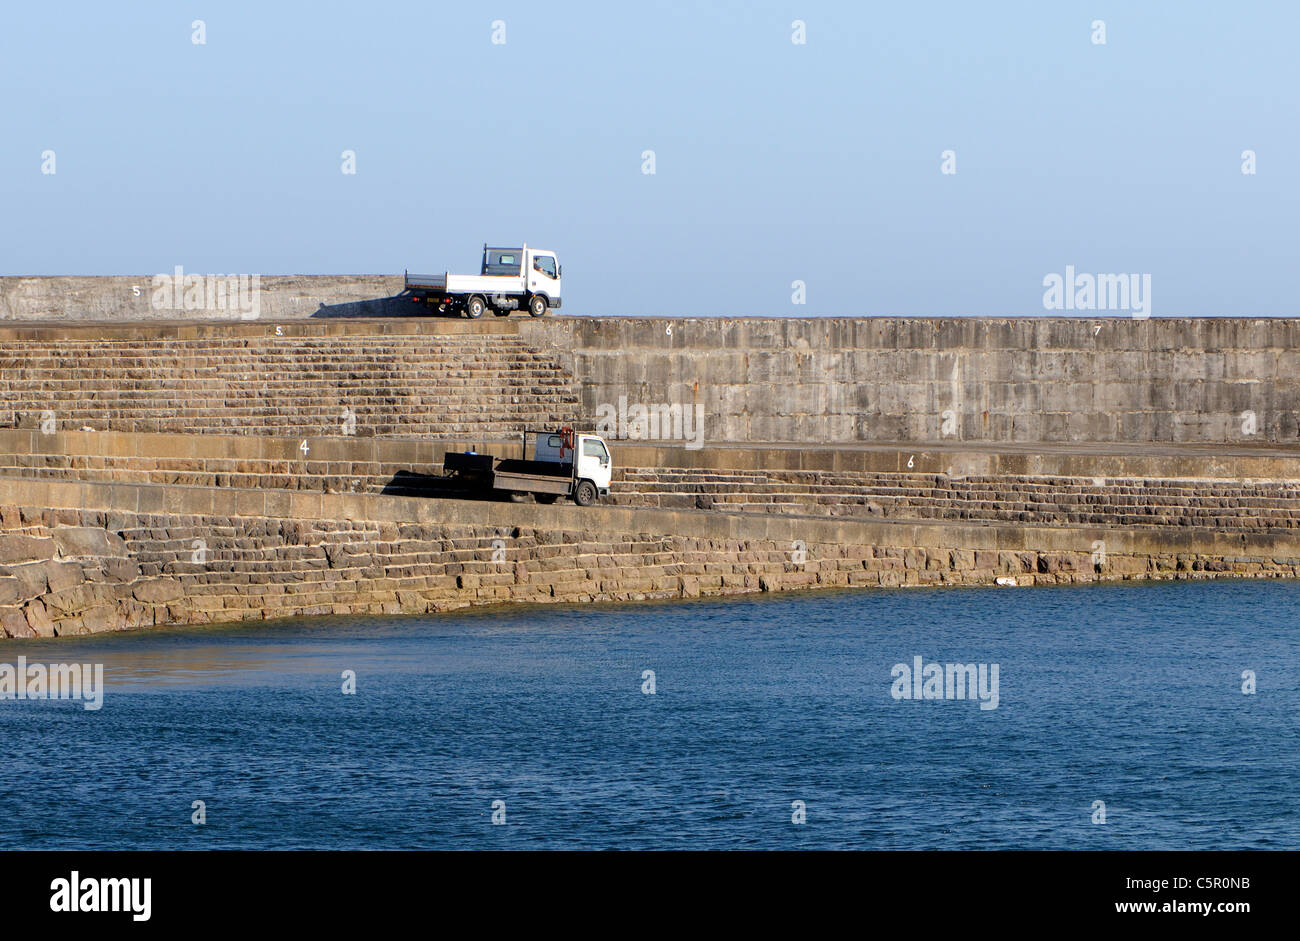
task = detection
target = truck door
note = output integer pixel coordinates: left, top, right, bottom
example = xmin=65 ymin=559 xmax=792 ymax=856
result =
xmin=528 ymin=253 xmax=559 ymax=297
xmin=577 ymin=436 xmax=612 ymax=492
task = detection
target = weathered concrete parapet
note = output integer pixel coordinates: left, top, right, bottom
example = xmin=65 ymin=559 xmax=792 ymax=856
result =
xmin=518 ymin=316 xmax=1300 ymax=446
xmin=0 ymin=275 xmax=405 ymax=321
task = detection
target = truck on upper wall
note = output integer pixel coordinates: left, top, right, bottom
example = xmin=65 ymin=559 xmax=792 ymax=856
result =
xmin=404 ymin=244 xmax=562 ymax=318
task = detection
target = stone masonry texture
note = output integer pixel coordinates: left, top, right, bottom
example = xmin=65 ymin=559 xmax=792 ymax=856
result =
xmin=2 ymin=286 xmax=1299 ymax=638
xmin=2 ymin=477 xmax=1300 ymax=639
xmin=518 ymin=316 xmax=1300 ymax=445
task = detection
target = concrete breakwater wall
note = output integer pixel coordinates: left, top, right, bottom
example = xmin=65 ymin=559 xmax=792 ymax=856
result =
xmin=2 ymin=293 xmax=1299 ymax=638
xmin=3 ymin=477 xmax=1300 ymax=638
xmin=518 ymin=317 xmax=1300 ymax=446
xmin=5 ymin=276 xmax=1300 ymax=448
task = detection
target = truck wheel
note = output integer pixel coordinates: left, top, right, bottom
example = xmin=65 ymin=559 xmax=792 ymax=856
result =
xmin=535 ymin=493 xmax=558 ymax=504
xmin=573 ymin=480 xmax=597 ymax=506
xmin=528 ymin=294 xmax=548 ymax=317
xmin=465 ymin=295 xmax=486 ymax=319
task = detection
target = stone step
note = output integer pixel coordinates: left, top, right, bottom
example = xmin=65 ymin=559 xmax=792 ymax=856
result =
xmin=0 ymin=330 xmax=581 ymax=439
xmin=3 ymin=450 xmax=1300 ymax=532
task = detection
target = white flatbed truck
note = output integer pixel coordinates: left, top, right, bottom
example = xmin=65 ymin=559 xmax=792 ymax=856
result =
xmin=443 ymin=428 xmax=611 ymax=505
xmin=405 ymin=243 xmax=562 ymax=318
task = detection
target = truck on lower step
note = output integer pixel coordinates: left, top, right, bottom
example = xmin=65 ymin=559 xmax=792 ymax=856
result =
xmin=444 ymin=427 xmax=611 ymax=506
xmin=405 ymin=243 xmax=562 ymax=318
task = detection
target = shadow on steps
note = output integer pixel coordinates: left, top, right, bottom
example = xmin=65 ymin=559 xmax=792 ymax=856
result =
xmin=380 ymin=469 xmax=536 ymax=503
xmin=309 ymin=293 xmax=455 ymax=319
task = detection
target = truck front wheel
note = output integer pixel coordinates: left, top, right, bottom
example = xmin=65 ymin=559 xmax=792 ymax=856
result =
xmin=465 ymin=295 xmax=487 ymax=319
xmin=573 ymin=480 xmax=597 ymax=506
xmin=528 ymin=294 xmax=548 ymax=317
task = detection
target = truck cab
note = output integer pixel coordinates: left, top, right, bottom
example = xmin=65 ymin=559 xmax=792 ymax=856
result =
xmin=534 ymin=430 xmax=612 ymax=498
xmin=487 ymin=245 xmax=561 ymax=316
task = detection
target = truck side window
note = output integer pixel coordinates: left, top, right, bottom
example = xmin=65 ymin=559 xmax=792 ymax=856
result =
xmin=534 ymin=256 xmax=557 ymax=278
xmin=582 ymin=440 xmax=607 ymax=462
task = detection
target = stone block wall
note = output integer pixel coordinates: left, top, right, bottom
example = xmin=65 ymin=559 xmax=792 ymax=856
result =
xmin=4 ymin=478 xmax=1300 ymax=639
xmin=0 ymin=320 xmax=580 ymax=440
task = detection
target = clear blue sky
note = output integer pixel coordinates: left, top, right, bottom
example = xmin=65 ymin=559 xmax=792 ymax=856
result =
xmin=2 ymin=1 xmax=1296 ymax=316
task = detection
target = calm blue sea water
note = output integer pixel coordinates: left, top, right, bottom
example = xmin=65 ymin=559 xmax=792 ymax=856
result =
xmin=1 ymin=581 xmax=1297 ymax=850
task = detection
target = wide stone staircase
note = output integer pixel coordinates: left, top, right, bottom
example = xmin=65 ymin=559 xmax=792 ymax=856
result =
xmin=0 ymin=332 xmax=581 ymax=439
xmin=2 ymin=319 xmax=1299 ymax=539
xmin=608 ymin=467 xmax=1300 ymax=532
xmin=3 ymin=431 xmax=1300 ymax=533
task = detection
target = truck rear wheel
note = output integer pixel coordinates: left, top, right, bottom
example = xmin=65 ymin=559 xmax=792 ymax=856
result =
xmin=573 ymin=480 xmax=597 ymax=506
xmin=528 ymin=294 xmax=548 ymax=317
xmin=465 ymin=295 xmax=487 ymax=319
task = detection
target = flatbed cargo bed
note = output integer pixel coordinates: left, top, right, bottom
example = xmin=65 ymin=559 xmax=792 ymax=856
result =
xmin=494 ymin=458 xmax=572 ymax=477
xmin=444 ymin=454 xmax=572 ymax=477
xmin=444 ymin=452 xmax=574 ymax=495
xmin=490 ymin=470 xmax=572 ymax=495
